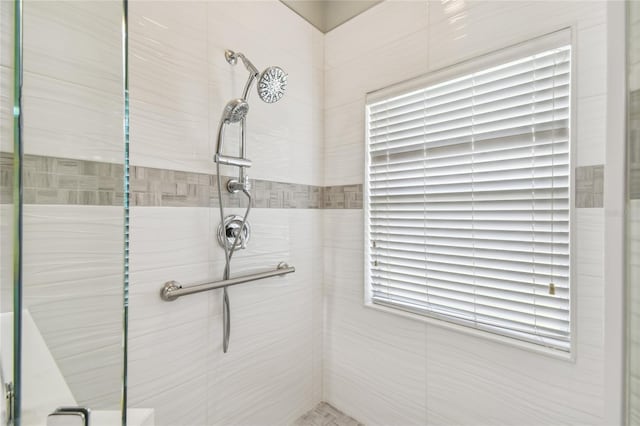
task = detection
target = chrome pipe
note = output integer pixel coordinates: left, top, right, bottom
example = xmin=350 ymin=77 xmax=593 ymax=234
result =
xmin=239 ymin=117 xmax=247 ymax=184
xmin=160 ymin=263 xmax=295 ymax=302
xmin=224 ymin=49 xmax=259 ymax=100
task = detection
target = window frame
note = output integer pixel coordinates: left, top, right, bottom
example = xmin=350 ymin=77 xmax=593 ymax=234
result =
xmin=363 ymin=28 xmax=577 ymax=360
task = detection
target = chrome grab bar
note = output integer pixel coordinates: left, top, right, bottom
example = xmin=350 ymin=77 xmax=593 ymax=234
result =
xmin=160 ymin=262 xmax=295 ymax=302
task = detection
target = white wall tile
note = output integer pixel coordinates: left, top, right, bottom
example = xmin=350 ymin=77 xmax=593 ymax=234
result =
xmin=630 ymin=3 xmax=640 ymax=92
xmin=22 ymin=71 xmax=123 ymax=163
xmin=22 ymin=205 xmax=123 ymax=409
xmin=0 ymin=0 xmax=13 ymax=68
xmin=323 ymin=2 xmax=610 ymax=425
xmin=576 ymin=23 xmax=607 ymax=99
xmin=290 ymin=209 xmax=325 ymax=404
xmin=323 ymin=209 xmax=362 ymax=251
xmin=128 ymin=207 xmax=212 ymax=426
xmin=0 ymin=65 xmax=12 ymax=155
xmin=129 ymin=1 xmax=210 ymax=174
xmin=323 ymin=298 xmax=427 ymax=426
xmin=0 ymin=204 xmax=12 ymax=314
xmin=576 ymin=95 xmax=606 ymax=167
xmin=324 ymin=99 xmax=364 ymax=186
xmin=324 ymin=141 xmax=363 ymax=187
xmin=23 ymin=1 xmax=122 ymax=94
xmin=324 ymin=99 xmax=364 ymax=150
xmin=324 ymin=1 xmax=428 ymax=70
xmin=575 ymin=209 xmax=605 ymax=279
xmin=627 ymin=196 xmax=640 ymax=423
xmin=424 ymin=320 xmax=603 ymax=425
xmin=19 ymin=1 xmax=124 ymax=163
xmin=208 ymin=281 xmax=314 ymax=425
xmin=427 ymin=1 xmax=606 ymax=72
xmin=325 ymin=28 xmax=428 ymax=110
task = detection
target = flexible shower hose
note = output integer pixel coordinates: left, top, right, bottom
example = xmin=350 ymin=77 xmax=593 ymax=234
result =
xmin=216 ymin=161 xmax=252 ymax=353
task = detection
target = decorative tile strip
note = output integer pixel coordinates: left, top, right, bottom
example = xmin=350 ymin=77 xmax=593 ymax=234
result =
xmin=575 ymin=165 xmax=604 ymax=208
xmin=0 ymin=152 xmax=11 ymax=204
xmin=2 ymin=153 xmax=606 ymax=209
xmin=0 ymin=153 xmax=342 ymax=209
xmin=129 ymin=165 xmax=324 ymax=209
xmin=323 ymin=184 xmax=363 ymax=209
xmin=1 ymin=152 xmax=124 ymax=206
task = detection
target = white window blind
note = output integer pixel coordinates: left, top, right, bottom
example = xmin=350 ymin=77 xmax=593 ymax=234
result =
xmin=365 ymin=42 xmax=572 ymax=352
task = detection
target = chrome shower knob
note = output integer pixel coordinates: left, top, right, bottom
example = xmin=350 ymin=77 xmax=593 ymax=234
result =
xmin=217 ymin=215 xmax=251 ymax=250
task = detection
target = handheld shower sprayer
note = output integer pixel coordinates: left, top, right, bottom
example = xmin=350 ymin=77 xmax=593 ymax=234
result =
xmin=214 ymin=98 xmax=252 ymax=169
xmin=222 ymin=98 xmax=249 ymax=123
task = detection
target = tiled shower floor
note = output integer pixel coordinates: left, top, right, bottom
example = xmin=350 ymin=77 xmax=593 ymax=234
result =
xmin=294 ymin=402 xmax=363 ymax=426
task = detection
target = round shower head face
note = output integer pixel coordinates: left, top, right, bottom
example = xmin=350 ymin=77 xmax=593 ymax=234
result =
xmin=258 ymin=66 xmax=287 ymax=103
xmin=223 ymin=98 xmax=249 ymax=123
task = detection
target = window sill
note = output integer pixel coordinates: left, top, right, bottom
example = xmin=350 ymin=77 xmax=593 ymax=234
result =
xmin=363 ymin=300 xmax=575 ymax=362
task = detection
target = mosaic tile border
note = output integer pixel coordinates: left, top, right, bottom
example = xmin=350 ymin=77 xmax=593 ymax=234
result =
xmin=576 ymin=165 xmax=604 ymax=208
xmin=1 ymin=152 xmax=125 ymax=206
xmin=2 ymin=152 xmax=606 ymax=209
xmin=129 ymin=164 xmax=327 ymax=209
xmin=0 ymin=153 xmax=362 ymax=209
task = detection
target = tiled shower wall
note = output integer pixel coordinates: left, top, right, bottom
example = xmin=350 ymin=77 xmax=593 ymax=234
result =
xmin=1 ymin=0 xmax=327 ymax=422
xmin=0 ymin=1 xmax=626 ymax=425
xmin=126 ymin=2 xmax=324 ymax=425
xmin=322 ymin=2 xmax=613 ymax=425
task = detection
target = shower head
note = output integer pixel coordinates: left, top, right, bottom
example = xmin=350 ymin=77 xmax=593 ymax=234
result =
xmin=225 ymin=49 xmax=287 ymax=103
xmin=257 ymin=66 xmax=287 ymax=103
xmin=222 ymin=98 xmax=249 ymax=123
xmin=215 ymin=99 xmax=253 ymax=167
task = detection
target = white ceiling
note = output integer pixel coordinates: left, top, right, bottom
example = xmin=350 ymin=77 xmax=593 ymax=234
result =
xmin=280 ymin=0 xmax=383 ymax=33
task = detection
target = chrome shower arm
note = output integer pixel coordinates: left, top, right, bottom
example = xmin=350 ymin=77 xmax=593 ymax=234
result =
xmin=225 ymin=49 xmax=259 ymax=100
xmin=225 ymin=50 xmax=259 ymax=76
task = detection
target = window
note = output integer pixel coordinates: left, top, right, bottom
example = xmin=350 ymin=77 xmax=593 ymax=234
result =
xmin=365 ymin=34 xmax=572 ymax=352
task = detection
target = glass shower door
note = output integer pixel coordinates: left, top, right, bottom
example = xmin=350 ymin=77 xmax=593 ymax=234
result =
xmin=1 ymin=0 xmax=17 ymax=424
xmin=1 ymin=1 xmax=132 ymax=424
xmin=628 ymin=1 xmax=640 ymax=424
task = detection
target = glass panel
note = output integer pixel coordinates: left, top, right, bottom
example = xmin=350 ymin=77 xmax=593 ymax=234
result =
xmin=13 ymin=1 xmax=128 ymax=424
xmin=1 ymin=1 xmax=17 ymax=424
xmin=628 ymin=1 xmax=640 ymax=424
